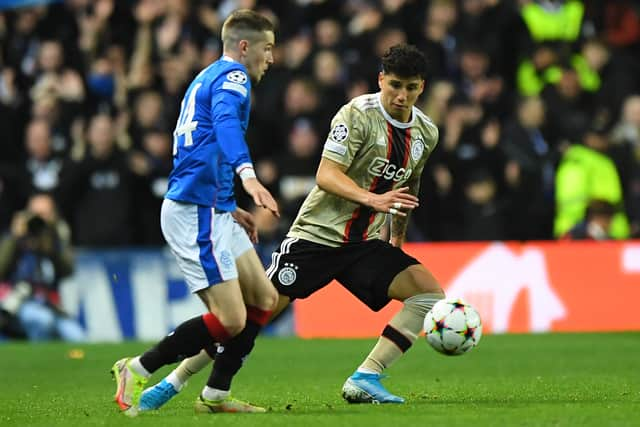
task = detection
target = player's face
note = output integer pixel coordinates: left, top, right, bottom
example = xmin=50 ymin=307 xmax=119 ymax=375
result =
xmin=244 ymin=31 xmax=275 ymax=83
xmin=378 ymin=72 xmax=425 ymax=122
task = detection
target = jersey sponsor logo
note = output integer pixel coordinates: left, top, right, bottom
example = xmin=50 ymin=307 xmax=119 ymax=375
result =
xmin=278 ymin=262 xmax=298 ymax=286
xmin=368 ymin=157 xmax=412 ymax=182
xmin=329 ymin=123 xmax=349 ymax=143
xmin=411 ymin=138 xmax=425 ymax=161
xmin=226 ymin=70 xmax=248 ymax=84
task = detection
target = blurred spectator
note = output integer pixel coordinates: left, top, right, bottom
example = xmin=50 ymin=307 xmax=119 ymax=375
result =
xmin=0 ymin=66 xmax=25 ymax=164
xmin=454 ymin=42 xmax=509 ymax=118
xmin=500 ymin=96 xmax=556 ymax=240
xmin=0 ymin=193 xmax=83 ymax=341
xmin=610 ymin=95 xmax=640 ymax=237
xmin=581 ymin=37 xmax=640 ymax=123
xmin=58 ymin=112 xmax=135 ymax=246
xmin=129 ymin=129 xmax=173 ymax=246
xmin=554 ymin=125 xmax=630 ymax=239
xmin=276 ymin=118 xmax=322 ymax=219
xmin=127 ymin=90 xmax=166 ymax=149
xmin=415 ymin=0 xmax=458 ymax=81
xmin=561 ymin=199 xmax=616 ymax=240
xmin=541 ymin=66 xmax=594 ymax=145
xmin=1 ymin=1 xmax=639 ymax=244
xmin=456 ymin=167 xmax=508 ymax=241
xmin=21 ymin=118 xmax=64 ymax=194
xmin=520 ymin=0 xmax=584 ymax=46
xmin=312 ymin=49 xmax=347 ymax=116
xmin=586 ymin=0 xmax=640 ymax=55
xmin=0 ymin=165 xmax=28 ymax=234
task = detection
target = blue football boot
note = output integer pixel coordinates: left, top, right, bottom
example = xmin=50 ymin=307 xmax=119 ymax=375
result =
xmin=341 ymin=371 xmax=405 ymax=404
xmin=139 ymin=379 xmax=180 ymax=411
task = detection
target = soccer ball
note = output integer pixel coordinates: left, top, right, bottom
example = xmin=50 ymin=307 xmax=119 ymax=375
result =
xmin=424 ymin=298 xmax=482 ymax=355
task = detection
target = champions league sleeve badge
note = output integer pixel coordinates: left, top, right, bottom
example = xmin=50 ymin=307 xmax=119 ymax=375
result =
xmin=329 ymin=123 xmax=349 ymax=143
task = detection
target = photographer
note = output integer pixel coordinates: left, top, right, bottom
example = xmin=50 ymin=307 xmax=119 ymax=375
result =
xmin=0 ymin=194 xmax=84 ymax=341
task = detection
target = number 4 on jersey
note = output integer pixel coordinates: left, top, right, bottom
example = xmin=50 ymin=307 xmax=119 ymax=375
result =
xmin=173 ymin=83 xmax=202 ymax=155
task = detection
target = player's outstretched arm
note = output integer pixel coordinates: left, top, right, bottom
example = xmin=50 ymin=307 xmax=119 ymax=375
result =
xmin=316 ymin=158 xmax=419 ymax=217
xmin=241 ymin=177 xmax=280 ymax=218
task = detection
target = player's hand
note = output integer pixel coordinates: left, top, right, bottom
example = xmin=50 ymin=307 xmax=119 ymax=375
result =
xmin=369 ymin=187 xmax=419 ymax=217
xmin=242 ymin=178 xmax=280 ymax=218
xmin=231 ymin=207 xmax=258 ymax=244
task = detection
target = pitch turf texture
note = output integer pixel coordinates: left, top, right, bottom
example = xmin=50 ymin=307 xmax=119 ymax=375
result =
xmin=1 ymin=333 xmax=638 ymax=427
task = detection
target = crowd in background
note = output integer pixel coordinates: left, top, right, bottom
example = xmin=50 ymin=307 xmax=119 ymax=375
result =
xmin=1 ymin=0 xmax=640 ymax=249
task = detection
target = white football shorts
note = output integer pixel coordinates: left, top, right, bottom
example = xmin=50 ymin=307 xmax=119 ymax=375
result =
xmin=160 ymin=198 xmax=253 ymax=293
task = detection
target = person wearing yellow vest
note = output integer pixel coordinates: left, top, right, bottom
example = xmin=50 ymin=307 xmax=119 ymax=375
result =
xmin=516 ymin=1 xmax=601 ymax=96
xmin=521 ymin=0 xmax=584 ymax=43
xmin=554 ymin=126 xmax=630 ymax=238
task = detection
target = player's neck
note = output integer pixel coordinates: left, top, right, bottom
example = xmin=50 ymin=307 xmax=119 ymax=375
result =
xmin=377 ymin=93 xmax=414 ymax=127
xmin=221 ymin=51 xmax=241 ymax=63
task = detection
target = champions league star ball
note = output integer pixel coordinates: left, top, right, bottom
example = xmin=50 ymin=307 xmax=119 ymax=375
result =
xmin=424 ymin=298 xmax=482 ymax=355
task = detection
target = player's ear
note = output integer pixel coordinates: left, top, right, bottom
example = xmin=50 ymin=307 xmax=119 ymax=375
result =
xmin=378 ymin=72 xmax=384 ymax=90
xmin=238 ymin=39 xmax=249 ymax=56
xmin=418 ymin=79 xmax=425 ymax=96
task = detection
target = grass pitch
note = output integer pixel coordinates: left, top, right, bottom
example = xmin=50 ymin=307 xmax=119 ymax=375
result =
xmin=0 ymin=333 xmax=638 ymax=427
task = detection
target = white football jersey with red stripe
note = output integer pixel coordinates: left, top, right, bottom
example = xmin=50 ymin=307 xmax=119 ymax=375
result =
xmin=287 ymin=92 xmax=438 ymax=247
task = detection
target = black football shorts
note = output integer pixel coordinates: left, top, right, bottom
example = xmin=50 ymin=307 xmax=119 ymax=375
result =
xmin=266 ymin=237 xmax=419 ymax=311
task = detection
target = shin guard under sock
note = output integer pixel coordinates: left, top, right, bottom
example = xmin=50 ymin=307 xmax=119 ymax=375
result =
xmin=207 ymin=306 xmax=271 ymax=391
xmin=140 ymin=313 xmax=230 ymax=373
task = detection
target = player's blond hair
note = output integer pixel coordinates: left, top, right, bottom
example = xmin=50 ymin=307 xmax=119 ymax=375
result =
xmin=221 ymin=9 xmax=274 ymax=49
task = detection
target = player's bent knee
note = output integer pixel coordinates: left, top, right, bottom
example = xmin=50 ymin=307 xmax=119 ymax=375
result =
xmin=389 ymin=264 xmax=444 ymax=300
xmin=404 ymin=292 xmax=445 ymax=317
xmin=216 ymin=313 xmax=246 ymax=337
xmin=410 ymin=265 xmax=444 ymax=293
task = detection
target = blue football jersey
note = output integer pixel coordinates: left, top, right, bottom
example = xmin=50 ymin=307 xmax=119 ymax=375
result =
xmin=165 ymin=56 xmax=253 ymax=210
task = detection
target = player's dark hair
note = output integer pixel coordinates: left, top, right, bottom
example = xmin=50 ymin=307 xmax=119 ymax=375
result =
xmin=381 ymin=44 xmax=427 ymax=80
xmin=221 ymin=9 xmax=274 ymax=46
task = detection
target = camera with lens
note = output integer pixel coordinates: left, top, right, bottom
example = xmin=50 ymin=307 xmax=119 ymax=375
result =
xmin=25 ymin=214 xmax=48 ymax=237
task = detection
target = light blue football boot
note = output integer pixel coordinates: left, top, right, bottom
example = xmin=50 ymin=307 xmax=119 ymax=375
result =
xmin=139 ymin=379 xmax=180 ymax=411
xmin=341 ymin=371 xmax=405 ymax=404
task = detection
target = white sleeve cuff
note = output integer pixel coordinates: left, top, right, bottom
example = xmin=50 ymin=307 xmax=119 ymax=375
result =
xmin=236 ymin=163 xmax=256 ymax=180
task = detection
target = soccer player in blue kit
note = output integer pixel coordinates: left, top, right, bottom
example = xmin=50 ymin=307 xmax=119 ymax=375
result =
xmin=111 ymin=9 xmax=279 ymax=415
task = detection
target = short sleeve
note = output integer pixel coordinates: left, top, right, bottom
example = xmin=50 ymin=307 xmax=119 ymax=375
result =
xmin=321 ymin=104 xmax=366 ymax=168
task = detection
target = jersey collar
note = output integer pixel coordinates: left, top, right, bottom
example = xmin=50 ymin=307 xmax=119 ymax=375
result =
xmin=376 ymin=92 xmax=415 ymax=129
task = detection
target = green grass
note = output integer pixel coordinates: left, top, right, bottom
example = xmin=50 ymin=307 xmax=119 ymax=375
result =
xmin=1 ymin=333 xmax=639 ymax=426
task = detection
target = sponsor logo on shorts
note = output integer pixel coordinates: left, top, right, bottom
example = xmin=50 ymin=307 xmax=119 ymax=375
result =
xmin=278 ymin=263 xmax=298 ymax=286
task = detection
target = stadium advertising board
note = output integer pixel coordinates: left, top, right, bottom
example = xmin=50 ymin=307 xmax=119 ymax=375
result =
xmin=294 ymin=241 xmax=640 ymax=337
xmin=59 ymin=241 xmax=640 ymax=341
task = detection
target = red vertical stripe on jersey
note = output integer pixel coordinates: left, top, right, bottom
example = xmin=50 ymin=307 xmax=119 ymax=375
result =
xmin=402 ymin=128 xmax=411 ymax=168
xmin=343 ymin=123 xmax=395 ymax=242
